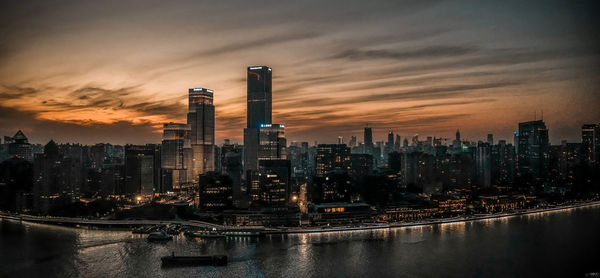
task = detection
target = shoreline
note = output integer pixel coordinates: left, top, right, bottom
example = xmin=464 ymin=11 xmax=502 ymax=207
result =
xmin=2 ymin=200 xmax=599 ymax=235
xmin=269 ymin=200 xmax=600 ymax=235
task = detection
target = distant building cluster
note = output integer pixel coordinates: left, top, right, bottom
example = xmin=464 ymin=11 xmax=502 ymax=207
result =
xmin=1 ymin=66 xmax=599 ymax=226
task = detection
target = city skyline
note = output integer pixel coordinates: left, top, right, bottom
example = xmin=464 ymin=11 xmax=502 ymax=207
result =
xmin=1 ymin=1 xmax=599 ymax=145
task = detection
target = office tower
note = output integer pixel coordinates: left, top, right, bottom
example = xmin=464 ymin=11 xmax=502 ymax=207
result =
xmin=187 ymin=88 xmax=215 ymax=181
xmin=32 ymin=140 xmax=61 ymax=213
xmin=244 ymin=66 xmax=273 ymax=173
xmin=247 ymin=66 xmax=273 ymax=129
xmin=337 ymin=136 xmax=344 ymax=144
xmin=476 ymin=142 xmax=492 ymax=188
xmin=312 ymin=170 xmax=352 ymax=203
xmin=198 ymin=172 xmax=233 ymax=210
xmin=287 ymin=143 xmax=309 ymax=178
xmin=581 ymin=124 xmax=599 ymax=166
xmin=491 ymin=140 xmax=515 ymax=185
xmin=316 ymin=144 xmax=351 ymax=177
xmin=453 ymin=129 xmax=461 ymax=148
xmin=350 ymin=153 xmax=373 ymax=179
xmin=384 ymin=130 xmax=394 ymax=161
xmin=256 ymin=159 xmax=291 ymax=207
xmin=258 ymin=124 xmax=286 ymax=160
xmin=487 ymin=134 xmax=494 ymax=145
xmin=349 ymin=136 xmax=357 ymax=148
xmin=517 ymin=120 xmax=549 ymax=186
xmin=124 ymin=144 xmax=161 ymax=195
xmin=387 ymin=130 xmax=394 ymax=148
xmin=220 ymin=141 xmax=244 ymax=207
xmin=8 ymin=130 xmax=33 ymax=161
xmin=161 ymin=123 xmax=191 ymax=192
xmin=394 ymin=134 xmax=401 ymax=151
xmin=364 ymin=127 xmax=373 ymax=155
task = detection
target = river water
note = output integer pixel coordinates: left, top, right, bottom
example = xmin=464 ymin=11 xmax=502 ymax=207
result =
xmin=1 ymin=205 xmax=599 ymax=278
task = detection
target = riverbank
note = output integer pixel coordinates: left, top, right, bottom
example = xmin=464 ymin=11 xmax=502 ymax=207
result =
xmin=2 ymin=200 xmax=599 ymax=235
xmin=269 ymin=200 xmax=600 ymax=234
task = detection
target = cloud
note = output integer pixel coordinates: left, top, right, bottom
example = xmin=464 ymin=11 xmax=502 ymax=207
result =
xmin=0 ymin=105 xmax=160 ymax=145
xmin=330 ymin=45 xmax=478 ymax=61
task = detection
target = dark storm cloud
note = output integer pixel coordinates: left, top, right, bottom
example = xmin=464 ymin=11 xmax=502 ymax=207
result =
xmin=0 ymin=85 xmax=43 ymax=99
xmin=0 ymin=105 xmax=160 ymax=145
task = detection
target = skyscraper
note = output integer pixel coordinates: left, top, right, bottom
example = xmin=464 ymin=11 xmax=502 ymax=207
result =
xmin=124 ymin=144 xmax=161 ymax=195
xmin=517 ymin=120 xmax=549 ymax=186
xmin=316 ymin=144 xmax=351 ymax=177
xmin=476 ymin=142 xmax=492 ymax=188
xmin=258 ymin=124 xmax=286 ymax=160
xmin=161 ymin=123 xmax=191 ymax=192
xmin=581 ymin=124 xmax=599 ymax=167
xmin=187 ymin=88 xmax=215 ymax=181
xmin=244 ymin=66 xmax=273 ymax=173
xmin=394 ymin=134 xmax=401 ymax=151
xmin=364 ymin=127 xmax=373 ymax=154
xmin=7 ymin=130 xmax=32 ymax=161
xmin=453 ymin=129 xmax=461 ymax=148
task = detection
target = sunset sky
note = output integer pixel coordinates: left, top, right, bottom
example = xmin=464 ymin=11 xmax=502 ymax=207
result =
xmin=1 ymin=0 xmax=599 ymax=145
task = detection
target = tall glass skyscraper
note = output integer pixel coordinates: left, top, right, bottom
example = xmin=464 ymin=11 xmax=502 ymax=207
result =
xmin=517 ymin=120 xmax=549 ymax=186
xmin=187 ymin=88 xmax=215 ymax=181
xmin=161 ymin=122 xmax=191 ymax=191
xmin=247 ymin=66 xmax=272 ymax=129
xmin=244 ymin=66 xmax=273 ymax=173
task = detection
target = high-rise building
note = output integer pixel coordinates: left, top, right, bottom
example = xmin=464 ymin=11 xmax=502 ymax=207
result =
xmin=581 ymin=124 xmax=599 ymax=166
xmin=453 ymin=129 xmax=461 ymax=148
xmin=364 ymin=127 xmax=373 ymax=154
xmin=350 ymin=153 xmax=372 ymax=179
xmin=517 ymin=120 xmax=549 ymax=186
xmin=385 ymin=130 xmax=394 ymax=158
xmin=316 ymin=144 xmax=351 ymax=177
xmin=187 ymin=88 xmax=215 ymax=181
xmin=220 ymin=141 xmax=244 ymax=207
xmin=487 ymin=134 xmax=494 ymax=145
xmin=394 ymin=134 xmax=401 ymax=151
xmin=255 ymin=159 xmax=291 ymax=207
xmin=244 ymin=66 xmax=273 ymax=173
xmin=124 ymin=144 xmax=161 ymax=195
xmin=8 ymin=130 xmax=33 ymax=161
xmin=161 ymin=123 xmax=191 ymax=192
xmin=348 ymin=136 xmax=357 ymax=148
xmin=258 ymin=124 xmax=286 ymax=160
xmin=476 ymin=142 xmax=491 ymax=188
xmin=491 ymin=140 xmax=515 ymax=185
xmin=198 ymin=172 xmax=233 ymax=211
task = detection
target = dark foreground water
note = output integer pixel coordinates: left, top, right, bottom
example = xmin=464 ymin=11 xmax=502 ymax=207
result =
xmin=1 ymin=205 xmax=599 ymax=278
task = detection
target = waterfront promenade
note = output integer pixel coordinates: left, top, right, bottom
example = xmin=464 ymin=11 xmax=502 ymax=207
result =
xmin=2 ymin=200 xmax=599 ymax=235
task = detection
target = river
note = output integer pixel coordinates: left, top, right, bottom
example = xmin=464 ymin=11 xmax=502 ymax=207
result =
xmin=1 ymin=204 xmax=599 ymax=277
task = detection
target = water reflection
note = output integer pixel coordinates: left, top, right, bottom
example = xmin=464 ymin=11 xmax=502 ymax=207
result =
xmin=2 ymin=205 xmax=600 ymax=278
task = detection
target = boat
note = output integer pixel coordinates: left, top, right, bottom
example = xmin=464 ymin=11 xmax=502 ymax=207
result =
xmin=184 ymin=229 xmax=226 ymax=239
xmin=161 ymin=252 xmax=227 ymax=267
xmin=147 ymin=231 xmax=173 ymax=242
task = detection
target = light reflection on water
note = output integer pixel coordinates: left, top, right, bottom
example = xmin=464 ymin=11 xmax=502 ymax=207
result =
xmin=1 ymin=204 xmax=599 ymax=278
